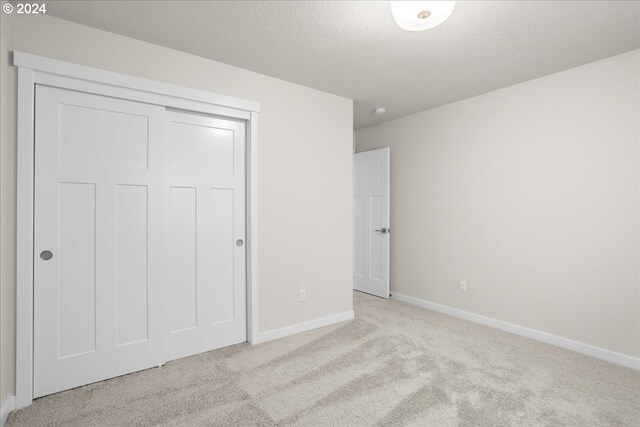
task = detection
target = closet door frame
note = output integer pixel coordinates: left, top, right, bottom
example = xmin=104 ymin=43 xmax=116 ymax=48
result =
xmin=14 ymin=51 xmax=261 ymax=409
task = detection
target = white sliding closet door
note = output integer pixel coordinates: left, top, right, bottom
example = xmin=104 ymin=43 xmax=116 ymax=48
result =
xmin=33 ymin=85 xmax=165 ymax=397
xmin=165 ymin=110 xmax=247 ymax=361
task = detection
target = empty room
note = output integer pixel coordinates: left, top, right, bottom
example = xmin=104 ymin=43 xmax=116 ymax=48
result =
xmin=0 ymin=1 xmax=639 ymax=426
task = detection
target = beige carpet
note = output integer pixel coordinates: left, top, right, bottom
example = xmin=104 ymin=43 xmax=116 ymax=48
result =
xmin=8 ymin=291 xmax=640 ymax=426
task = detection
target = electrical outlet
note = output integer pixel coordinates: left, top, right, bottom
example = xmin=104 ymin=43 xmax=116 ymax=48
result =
xmin=299 ymin=289 xmax=306 ymax=302
xmin=459 ymin=281 xmax=467 ymax=292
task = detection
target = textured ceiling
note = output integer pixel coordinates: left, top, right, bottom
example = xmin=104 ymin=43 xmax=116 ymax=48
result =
xmin=45 ymin=1 xmax=640 ymax=129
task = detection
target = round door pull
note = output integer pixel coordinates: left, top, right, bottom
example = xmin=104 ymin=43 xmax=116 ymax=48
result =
xmin=236 ymin=239 xmax=244 ymax=247
xmin=40 ymin=250 xmax=53 ymax=261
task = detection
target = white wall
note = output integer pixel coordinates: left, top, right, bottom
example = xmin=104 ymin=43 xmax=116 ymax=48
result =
xmin=356 ymin=50 xmax=640 ymax=359
xmin=0 ymin=13 xmax=353 ymax=407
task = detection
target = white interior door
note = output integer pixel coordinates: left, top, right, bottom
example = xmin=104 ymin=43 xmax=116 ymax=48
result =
xmin=33 ymin=85 xmax=165 ymax=397
xmin=353 ymin=148 xmax=390 ymax=298
xmin=165 ymin=110 xmax=247 ymax=361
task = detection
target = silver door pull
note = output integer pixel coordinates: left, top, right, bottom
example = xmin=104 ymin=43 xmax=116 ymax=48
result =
xmin=40 ymin=250 xmax=53 ymax=260
xmin=374 ymin=228 xmax=390 ymax=234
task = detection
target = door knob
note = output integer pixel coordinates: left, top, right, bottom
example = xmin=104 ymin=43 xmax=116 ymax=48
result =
xmin=40 ymin=250 xmax=53 ymax=260
xmin=374 ymin=228 xmax=390 ymax=234
xmin=236 ymin=239 xmax=244 ymax=247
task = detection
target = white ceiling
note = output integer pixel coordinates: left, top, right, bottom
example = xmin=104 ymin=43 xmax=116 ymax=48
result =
xmin=46 ymin=1 xmax=640 ymax=129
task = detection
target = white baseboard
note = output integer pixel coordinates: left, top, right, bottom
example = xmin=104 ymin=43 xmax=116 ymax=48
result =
xmin=255 ymin=310 xmax=355 ymax=345
xmin=1 ymin=395 xmax=15 ymax=427
xmin=391 ymin=292 xmax=640 ymax=371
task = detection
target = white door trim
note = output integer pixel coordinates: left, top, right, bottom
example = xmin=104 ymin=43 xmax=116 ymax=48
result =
xmin=14 ymin=51 xmax=261 ymax=409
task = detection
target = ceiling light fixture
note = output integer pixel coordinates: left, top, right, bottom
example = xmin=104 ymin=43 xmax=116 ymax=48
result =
xmin=374 ymin=107 xmax=387 ymax=115
xmin=390 ymin=1 xmax=456 ymax=31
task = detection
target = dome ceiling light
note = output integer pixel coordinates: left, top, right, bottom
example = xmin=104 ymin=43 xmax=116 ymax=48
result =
xmin=390 ymin=1 xmax=456 ymax=31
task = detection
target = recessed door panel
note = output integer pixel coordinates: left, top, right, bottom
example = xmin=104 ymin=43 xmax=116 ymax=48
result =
xmin=354 ymin=158 xmax=382 ymax=188
xmin=168 ymin=186 xmax=198 ymax=332
xmin=170 ymin=121 xmax=234 ymax=174
xmin=354 ymin=196 xmax=366 ymax=277
xmin=210 ymin=188 xmax=235 ymax=325
xmin=370 ymin=195 xmax=383 ymax=281
xmin=58 ymin=182 xmax=96 ymax=358
xmin=59 ymin=103 xmax=149 ymax=169
xmin=115 ymin=184 xmax=150 ymax=347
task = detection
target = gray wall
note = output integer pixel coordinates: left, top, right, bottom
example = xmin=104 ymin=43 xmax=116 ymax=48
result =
xmin=356 ymin=50 xmax=640 ymax=359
